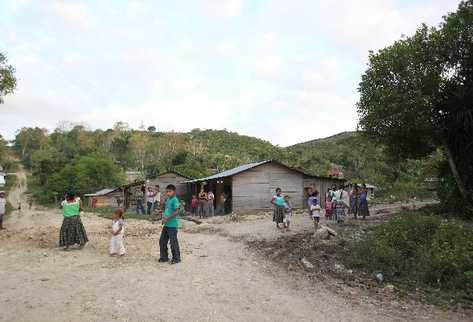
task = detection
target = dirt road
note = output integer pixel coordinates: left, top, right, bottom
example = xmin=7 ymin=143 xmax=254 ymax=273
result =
xmin=0 ymin=170 xmax=470 ymax=322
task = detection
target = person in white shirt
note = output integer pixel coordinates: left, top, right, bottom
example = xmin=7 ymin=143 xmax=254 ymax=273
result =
xmin=0 ymin=191 xmax=6 ymax=230
xmin=154 ymin=185 xmax=161 ymax=210
xmin=207 ymin=191 xmax=215 ymax=217
xmin=146 ymin=187 xmax=156 ymax=215
xmin=334 ymin=185 xmax=349 ymax=223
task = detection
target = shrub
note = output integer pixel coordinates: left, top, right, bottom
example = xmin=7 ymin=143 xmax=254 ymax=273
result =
xmin=349 ymin=209 xmax=473 ymax=303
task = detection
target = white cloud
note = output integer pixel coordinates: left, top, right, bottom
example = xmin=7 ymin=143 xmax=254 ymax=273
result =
xmin=51 ymin=1 xmax=94 ymax=31
xmin=201 ymin=0 xmax=244 ymax=18
xmin=0 ymin=0 xmax=461 ymax=147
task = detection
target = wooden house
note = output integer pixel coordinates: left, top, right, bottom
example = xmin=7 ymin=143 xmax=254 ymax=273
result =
xmin=84 ymin=187 xmax=124 ymax=208
xmin=146 ymin=171 xmax=192 ymax=200
xmin=119 ymin=172 xmax=192 ymax=210
xmin=185 ymin=160 xmax=345 ymax=212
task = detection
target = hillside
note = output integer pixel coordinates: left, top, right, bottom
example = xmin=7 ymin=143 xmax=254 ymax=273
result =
xmin=7 ymin=125 xmax=430 ymax=202
xmin=286 ymin=131 xmax=390 ymax=182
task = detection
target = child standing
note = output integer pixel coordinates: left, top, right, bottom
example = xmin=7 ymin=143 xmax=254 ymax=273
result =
xmin=311 ymin=204 xmax=321 ymax=230
xmin=283 ymin=195 xmax=293 ymax=231
xmin=159 ymin=184 xmax=181 ymax=264
xmin=324 ymin=198 xmax=333 ymax=221
xmin=191 ymin=195 xmax=198 ymax=216
xmin=110 ymin=209 xmax=126 ymax=256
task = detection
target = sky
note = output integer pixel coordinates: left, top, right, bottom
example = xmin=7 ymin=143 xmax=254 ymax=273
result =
xmin=0 ymin=0 xmax=461 ymax=146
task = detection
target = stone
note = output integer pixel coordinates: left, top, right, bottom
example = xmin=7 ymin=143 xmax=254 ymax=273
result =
xmin=301 ymin=257 xmax=314 ymax=271
xmin=374 ymin=272 xmax=384 ymax=284
xmin=313 ymin=226 xmax=330 ymax=240
xmin=334 ymin=263 xmax=346 ymax=274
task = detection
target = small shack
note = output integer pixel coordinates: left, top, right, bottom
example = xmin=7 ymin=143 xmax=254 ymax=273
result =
xmin=120 ymin=172 xmax=193 ymax=210
xmin=185 ymin=160 xmax=345 ymax=212
xmin=84 ymin=188 xmax=124 ymax=208
xmin=146 ymin=171 xmax=192 ymax=200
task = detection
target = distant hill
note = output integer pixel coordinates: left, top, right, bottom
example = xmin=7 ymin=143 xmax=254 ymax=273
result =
xmin=11 ymin=125 xmax=426 ymax=201
xmin=284 ymin=131 xmax=398 ymax=187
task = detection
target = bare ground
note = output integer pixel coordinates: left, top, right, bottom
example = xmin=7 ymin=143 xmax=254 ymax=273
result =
xmin=0 ymin=170 xmax=471 ymax=322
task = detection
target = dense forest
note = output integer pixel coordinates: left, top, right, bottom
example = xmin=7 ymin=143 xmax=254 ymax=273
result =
xmin=0 ymin=123 xmax=433 ymax=204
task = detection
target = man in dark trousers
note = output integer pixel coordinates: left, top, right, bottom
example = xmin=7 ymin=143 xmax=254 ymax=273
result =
xmin=159 ymin=184 xmax=181 ymax=264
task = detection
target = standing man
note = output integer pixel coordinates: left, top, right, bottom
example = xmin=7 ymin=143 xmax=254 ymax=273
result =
xmin=136 ymin=184 xmax=146 ymax=215
xmin=0 ymin=191 xmax=6 ymax=230
xmin=159 ymin=185 xmax=181 ymax=264
xmin=146 ymin=186 xmax=156 ymax=215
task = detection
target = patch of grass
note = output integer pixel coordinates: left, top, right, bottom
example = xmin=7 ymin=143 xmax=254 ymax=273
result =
xmin=346 ymin=207 xmax=473 ymax=307
xmin=4 ymin=172 xmax=17 ymax=215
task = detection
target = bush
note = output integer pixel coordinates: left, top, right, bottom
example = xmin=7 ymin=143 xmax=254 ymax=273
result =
xmin=38 ymin=155 xmax=126 ymax=203
xmin=349 ymin=209 xmax=473 ymax=304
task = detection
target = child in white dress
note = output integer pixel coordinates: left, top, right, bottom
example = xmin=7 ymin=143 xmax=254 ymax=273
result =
xmin=311 ymin=204 xmax=321 ymax=230
xmin=110 ymin=209 xmax=126 ymax=256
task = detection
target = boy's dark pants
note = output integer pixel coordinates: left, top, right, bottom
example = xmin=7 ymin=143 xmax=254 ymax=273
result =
xmin=159 ymin=226 xmax=180 ymax=261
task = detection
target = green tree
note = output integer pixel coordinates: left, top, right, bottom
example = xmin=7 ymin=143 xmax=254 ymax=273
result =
xmin=48 ymin=156 xmax=125 ymax=199
xmin=0 ymin=134 xmax=9 ymax=164
xmin=14 ymin=127 xmax=48 ymax=167
xmin=357 ymin=1 xmax=473 ymax=213
xmin=0 ymin=52 xmax=16 ymax=103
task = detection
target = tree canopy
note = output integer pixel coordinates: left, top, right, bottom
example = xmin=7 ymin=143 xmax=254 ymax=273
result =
xmin=0 ymin=52 xmax=16 ymax=103
xmin=357 ymin=0 xmax=473 ymax=215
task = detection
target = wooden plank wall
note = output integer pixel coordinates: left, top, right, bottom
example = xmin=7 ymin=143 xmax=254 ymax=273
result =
xmin=94 ymin=191 xmax=123 ymax=208
xmin=147 ymin=173 xmax=189 ymax=202
xmin=232 ymin=163 xmax=304 ymax=210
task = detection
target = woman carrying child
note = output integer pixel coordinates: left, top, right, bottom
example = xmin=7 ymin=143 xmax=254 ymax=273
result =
xmin=59 ymin=190 xmax=88 ymax=251
xmin=110 ymin=209 xmax=126 ymax=256
xmin=283 ymin=195 xmax=293 ymax=231
xmin=271 ymin=188 xmax=285 ymax=230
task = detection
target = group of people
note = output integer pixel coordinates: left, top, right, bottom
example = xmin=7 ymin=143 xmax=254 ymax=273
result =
xmin=324 ymin=183 xmax=370 ymax=223
xmin=272 ymin=183 xmax=371 ymax=231
xmin=190 ymin=187 xmax=227 ymax=218
xmin=58 ymin=184 xmax=182 ymax=264
xmin=136 ymin=185 xmax=162 ymax=215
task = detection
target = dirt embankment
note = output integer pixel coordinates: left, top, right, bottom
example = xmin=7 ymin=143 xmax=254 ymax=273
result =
xmin=0 ymin=173 xmax=470 ymax=322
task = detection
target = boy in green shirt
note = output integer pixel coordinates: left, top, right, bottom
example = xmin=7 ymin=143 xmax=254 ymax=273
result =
xmin=159 ymin=184 xmax=181 ymax=264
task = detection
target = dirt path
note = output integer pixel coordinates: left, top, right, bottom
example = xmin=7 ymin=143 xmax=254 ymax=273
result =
xmin=0 ymin=172 xmax=470 ymax=321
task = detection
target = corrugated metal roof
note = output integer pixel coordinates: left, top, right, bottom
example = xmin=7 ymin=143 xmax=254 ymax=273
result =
xmin=185 ymin=160 xmax=271 ymax=183
xmin=184 ymin=160 xmax=347 ymax=184
xmin=84 ymin=188 xmax=119 ymax=197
